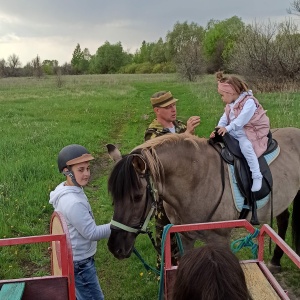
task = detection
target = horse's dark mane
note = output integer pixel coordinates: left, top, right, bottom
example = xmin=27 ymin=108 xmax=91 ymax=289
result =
xmin=108 ymin=154 xmax=141 ymax=203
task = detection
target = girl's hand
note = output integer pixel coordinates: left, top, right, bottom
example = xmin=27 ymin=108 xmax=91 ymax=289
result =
xmin=210 ymin=131 xmax=216 ymax=138
xmin=217 ymin=127 xmax=227 ymax=136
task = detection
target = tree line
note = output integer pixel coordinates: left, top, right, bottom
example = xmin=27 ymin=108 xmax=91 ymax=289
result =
xmin=1 ymin=2 xmax=300 ymax=92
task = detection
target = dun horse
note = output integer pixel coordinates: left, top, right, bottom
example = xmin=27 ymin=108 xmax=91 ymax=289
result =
xmin=107 ymin=127 xmax=300 ymax=270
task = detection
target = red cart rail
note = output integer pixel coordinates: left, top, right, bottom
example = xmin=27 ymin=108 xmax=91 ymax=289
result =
xmin=164 ymin=219 xmax=300 ymax=300
xmin=0 ymin=212 xmax=75 ymax=300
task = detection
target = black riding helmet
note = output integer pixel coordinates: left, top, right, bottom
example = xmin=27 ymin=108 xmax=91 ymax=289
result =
xmin=58 ymin=144 xmax=94 ymax=186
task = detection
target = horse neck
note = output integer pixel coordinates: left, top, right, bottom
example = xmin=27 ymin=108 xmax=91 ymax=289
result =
xmin=157 ymin=136 xmax=215 ymax=174
xmin=155 ymin=138 xmax=221 ymax=209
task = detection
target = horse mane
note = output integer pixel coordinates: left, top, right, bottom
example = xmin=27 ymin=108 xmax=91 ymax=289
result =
xmin=108 ymin=154 xmax=142 ymax=203
xmin=133 ymin=133 xmax=201 ymax=182
xmin=135 ymin=133 xmax=200 ymax=151
xmin=108 ymin=134 xmax=202 ymax=203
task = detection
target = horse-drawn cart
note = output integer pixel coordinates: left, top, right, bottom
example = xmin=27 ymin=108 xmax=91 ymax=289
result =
xmin=163 ymin=219 xmax=300 ymax=300
xmin=0 ymin=212 xmax=75 ymax=300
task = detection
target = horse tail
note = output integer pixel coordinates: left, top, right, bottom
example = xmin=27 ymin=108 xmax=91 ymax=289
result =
xmin=292 ymin=191 xmax=300 ymax=254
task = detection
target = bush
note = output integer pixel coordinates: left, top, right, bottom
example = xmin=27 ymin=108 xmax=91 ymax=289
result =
xmin=162 ymin=62 xmax=176 ymax=73
xmin=228 ymin=20 xmax=300 ymax=92
xmin=152 ymin=63 xmax=164 ymax=73
xmin=119 ymin=63 xmax=138 ymax=74
xmin=135 ymin=62 xmax=153 ymax=74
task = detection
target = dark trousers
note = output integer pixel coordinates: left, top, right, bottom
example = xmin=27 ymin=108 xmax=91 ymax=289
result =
xmin=155 ymin=200 xmax=179 ymax=270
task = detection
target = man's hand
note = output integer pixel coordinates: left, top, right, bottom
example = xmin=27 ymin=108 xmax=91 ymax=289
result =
xmin=186 ymin=116 xmax=201 ymax=134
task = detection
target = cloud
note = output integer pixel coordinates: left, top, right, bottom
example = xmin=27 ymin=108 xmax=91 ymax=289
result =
xmin=0 ymin=33 xmax=20 ymax=43
xmin=0 ymin=0 xmax=298 ymax=65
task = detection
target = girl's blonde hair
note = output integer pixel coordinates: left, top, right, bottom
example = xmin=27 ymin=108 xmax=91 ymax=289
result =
xmin=216 ymin=71 xmax=249 ymax=94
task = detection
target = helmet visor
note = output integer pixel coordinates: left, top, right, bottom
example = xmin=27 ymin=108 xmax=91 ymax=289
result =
xmin=66 ymin=153 xmax=94 ymax=166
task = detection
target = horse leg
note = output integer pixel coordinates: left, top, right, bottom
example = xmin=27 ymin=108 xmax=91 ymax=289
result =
xmin=269 ymin=208 xmax=290 ymax=272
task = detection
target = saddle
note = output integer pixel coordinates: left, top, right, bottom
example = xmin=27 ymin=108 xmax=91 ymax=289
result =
xmin=209 ymin=130 xmax=278 ymax=225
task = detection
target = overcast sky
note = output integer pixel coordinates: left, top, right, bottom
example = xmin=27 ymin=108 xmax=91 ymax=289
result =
xmin=0 ymin=0 xmax=298 ymax=65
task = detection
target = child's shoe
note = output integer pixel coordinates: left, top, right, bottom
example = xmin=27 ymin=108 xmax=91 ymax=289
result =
xmin=251 ymin=178 xmax=262 ymax=192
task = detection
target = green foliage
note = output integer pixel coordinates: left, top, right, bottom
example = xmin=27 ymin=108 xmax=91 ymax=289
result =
xmin=119 ymin=63 xmax=138 ymax=74
xmin=118 ymin=62 xmax=176 ymax=74
xmin=150 ymin=38 xmax=167 ymax=64
xmin=89 ymin=41 xmax=131 ymax=74
xmin=203 ymin=16 xmax=245 ymax=72
xmin=42 ymin=60 xmax=59 ymax=75
xmin=71 ymin=43 xmax=84 ymax=74
xmin=166 ymin=21 xmax=205 ymax=60
xmin=161 ymin=62 xmax=176 ymax=73
xmin=135 ymin=62 xmax=154 ymax=74
xmin=133 ymin=41 xmax=155 ymax=64
xmin=152 ymin=63 xmax=164 ymax=73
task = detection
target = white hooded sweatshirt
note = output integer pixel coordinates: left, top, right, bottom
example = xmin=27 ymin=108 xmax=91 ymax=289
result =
xmin=49 ymin=182 xmax=111 ymax=261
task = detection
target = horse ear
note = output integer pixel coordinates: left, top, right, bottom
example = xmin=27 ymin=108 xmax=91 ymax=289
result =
xmin=106 ymin=144 xmax=122 ymax=162
xmin=132 ymin=156 xmax=146 ymax=174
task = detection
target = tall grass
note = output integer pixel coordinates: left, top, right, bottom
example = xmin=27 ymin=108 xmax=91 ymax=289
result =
xmin=0 ymin=74 xmax=299 ymax=299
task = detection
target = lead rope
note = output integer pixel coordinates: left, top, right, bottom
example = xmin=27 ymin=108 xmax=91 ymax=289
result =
xmin=158 ymin=224 xmax=184 ymax=300
xmin=231 ymin=227 xmax=260 ymax=259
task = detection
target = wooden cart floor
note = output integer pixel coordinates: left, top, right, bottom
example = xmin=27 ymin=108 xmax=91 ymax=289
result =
xmin=242 ymin=263 xmax=281 ymax=300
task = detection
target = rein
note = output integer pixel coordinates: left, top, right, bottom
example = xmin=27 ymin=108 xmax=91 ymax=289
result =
xmin=110 ymin=171 xmax=158 ymax=236
xmin=207 ymin=142 xmax=226 ymax=222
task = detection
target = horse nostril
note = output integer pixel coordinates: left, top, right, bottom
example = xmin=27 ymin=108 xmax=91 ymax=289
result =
xmin=116 ymin=248 xmax=123 ymax=255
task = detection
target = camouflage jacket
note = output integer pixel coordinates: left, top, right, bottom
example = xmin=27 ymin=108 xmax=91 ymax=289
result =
xmin=144 ymin=119 xmax=187 ymax=141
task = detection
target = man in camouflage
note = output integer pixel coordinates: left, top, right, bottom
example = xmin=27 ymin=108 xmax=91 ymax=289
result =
xmin=144 ymin=91 xmax=200 ymax=270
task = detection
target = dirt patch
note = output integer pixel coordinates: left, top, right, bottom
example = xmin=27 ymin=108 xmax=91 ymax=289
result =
xmin=89 ymin=152 xmax=115 ymax=184
xmin=273 ymin=272 xmax=300 ymax=300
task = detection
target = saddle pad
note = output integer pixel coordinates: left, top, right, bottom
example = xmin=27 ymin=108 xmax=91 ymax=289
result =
xmin=228 ymin=146 xmax=280 ymax=212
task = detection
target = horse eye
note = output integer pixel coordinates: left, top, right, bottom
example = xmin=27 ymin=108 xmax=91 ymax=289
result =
xmin=134 ymin=194 xmax=143 ymax=202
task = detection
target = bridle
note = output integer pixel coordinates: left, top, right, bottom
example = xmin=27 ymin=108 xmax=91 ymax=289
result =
xmin=110 ymin=170 xmax=158 ymax=235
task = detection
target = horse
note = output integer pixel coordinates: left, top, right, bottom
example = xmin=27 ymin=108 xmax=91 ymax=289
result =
xmin=106 ymin=127 xmax=300 ymax=271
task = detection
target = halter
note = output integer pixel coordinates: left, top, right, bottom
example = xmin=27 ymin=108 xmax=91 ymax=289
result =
xmin=110 ymin=171 xmax=158 ymax=235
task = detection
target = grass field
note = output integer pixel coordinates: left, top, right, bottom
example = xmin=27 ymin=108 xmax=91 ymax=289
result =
xmin=0 ymin=74 xmax=299 ymax=299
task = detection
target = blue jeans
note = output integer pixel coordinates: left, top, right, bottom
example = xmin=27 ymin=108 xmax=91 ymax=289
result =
xmin=73 ymin=256 xmax=104 ymax=300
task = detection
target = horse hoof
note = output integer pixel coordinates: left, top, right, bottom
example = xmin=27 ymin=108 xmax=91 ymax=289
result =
xmin=267 ymin=262 xmax=282 ymax=274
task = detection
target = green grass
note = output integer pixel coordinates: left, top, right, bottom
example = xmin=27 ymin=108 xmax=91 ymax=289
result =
xmin=0 ymin=74 xmax=299 ymax=299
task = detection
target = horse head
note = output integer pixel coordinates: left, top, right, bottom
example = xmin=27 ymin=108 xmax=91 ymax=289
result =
xmin=106 ymin=144 xmax=157 ymax=259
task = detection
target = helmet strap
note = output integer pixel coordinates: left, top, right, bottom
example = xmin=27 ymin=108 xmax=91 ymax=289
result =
xmin=63 ymin=168 xmax=80 ymax=187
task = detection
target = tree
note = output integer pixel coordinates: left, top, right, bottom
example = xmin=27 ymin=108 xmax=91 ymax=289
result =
xmin=78 ymin=48 xmax=91 ymax=73
xmin=166 ymin=21 xmax=205 ymax=61
xmin=32 ymin=55 xmax=43 ymax=78
xmin=71 ymin=43 xmax=84 ymax=74
xmin=133 ymin=41 xmax=155 ymax=64
xmin=61 ymin=62 xmax=74 ymax=75
xmin=287 ymin=0 xmax=300 ymax=15
xmin=175 ymin=41 xmax=206 ymax=81
xmin=150 ymin=38 xmax=167 ymax=64
xmin=0 ymin=59 xmax=7 ymax=77
xmin=7 ymin=54 xmax=21 ymax=76
xmin=42 ymin=60 xmax=59 ymax=75
xmin=89 ymin=41 xmax=129 ymax=74
xmin=202 ymin=16 xmax=245 ymax=72
xmin=228 ymin=20 xmax=300 ymax=91
xmin=23 ymin=62 xmax=34 ymax=77
xmin=165 ymin=21 xmax=205 ymax=80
